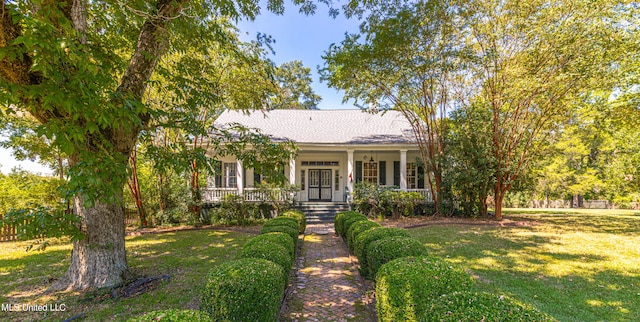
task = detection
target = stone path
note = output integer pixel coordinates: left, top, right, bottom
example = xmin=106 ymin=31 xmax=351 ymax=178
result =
xmin=281 ymin=223 xmax=374 ymax=322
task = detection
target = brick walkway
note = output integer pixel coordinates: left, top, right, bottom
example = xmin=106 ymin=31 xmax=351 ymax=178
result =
xmin=281 ymin=223 xmax=374 ymax=322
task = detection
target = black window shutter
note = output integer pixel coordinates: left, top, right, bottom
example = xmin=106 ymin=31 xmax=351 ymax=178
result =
xmin=379 ymin=161 xmax=386 ymax=185
xmin=254 ymin=169 xmax=261 ymax=185
xmin=214 ymin=161 xmax=222 ymax=188
xmin=393 ymin=161 xmax=400 ymax=186
xmin=355 ymin=161 xmax=362 ymax=183
xmin=418 ymin=165 xmax=425 ymax=189
xmin=242 ymin=167 xmax=247 ymax=187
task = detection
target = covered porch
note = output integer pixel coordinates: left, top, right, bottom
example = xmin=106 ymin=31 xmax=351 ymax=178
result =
xmin=202 ymin=146 xmax=433 ymax=204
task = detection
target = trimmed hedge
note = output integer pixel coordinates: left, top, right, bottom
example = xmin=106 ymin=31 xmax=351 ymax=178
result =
xmin=339 ymin=212 xmax=368 ymax=238
xmin=334 ymin=210 xmax=362 ymax=235
xmin=240 ymin=242 xmax=293 ymax=279
xmin=365 ymin=236 xmax=429 ymax=279
xmin=127 ymin=310 xmax=210 ymax=322
xmin=280 ymin=210 xmax=306 ymax=234
xmin=422 ymin=291 xmax=556 ymax=322
xmin=261 ymin=225 xmax=299 ymax=246
xmin=245 ymin=232 xmax=295 ymax=258
xmin=263 ymin=217 xmax=300 ymax=232
xmin=201 ymin=258 xmax=286 ymax=322
xmin=375 ymin=256 xmax=475 ymax=322
xmin=346 ymin=220 xmax=381 ymax=252
xmin=353 ymin=227 xmax=411 ymax=278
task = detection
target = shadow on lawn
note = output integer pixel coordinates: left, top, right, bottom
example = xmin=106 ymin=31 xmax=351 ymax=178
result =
xmin=410 ymin=219 xmax=640 ymax=322
xmin=512 ymin=213 xmax=640 ymax=235
xmin=472 ymin=267 xmax=639 ymax=322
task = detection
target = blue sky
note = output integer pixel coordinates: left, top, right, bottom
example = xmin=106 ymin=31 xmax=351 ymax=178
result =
xmin=236 ymin=1 xmax=361 ymax=110
xmin=0 ymin=2 xmax=361 ymax=174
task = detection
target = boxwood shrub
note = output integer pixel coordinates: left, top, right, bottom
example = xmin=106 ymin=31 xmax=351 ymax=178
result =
xmin=346 ymin=220 xmax=380 ymax=252
xmin=375 ymin=256 xmax=475 ymax=322
xmin=261 ymin=225 xmax=299 ymax=246
xmin=421 ymin=291 xmax=555 ymax=322
xmin=245 ymin=232 xmax=295 ymax=258
xmin=334 ymin=210 xmax=362 ymax=235
xmin=127 ymin=310 xmax=210 ymax=322
xmin=201 ymin=258 xmax=286 ymax=322
xmin=339 ymin=212 xmax=368 ymax=238
xmin=240 ymin=242 xmax=293 ymax=279
xmin=263 ymin=217 xmax=300 ymax=232
xmin=365 ymin=236 xmax=428 ymax=279
xmin=280 ymin=210 xmax=306 ymax=234
xmin=353 ymin=227 xmax=411 ymax=278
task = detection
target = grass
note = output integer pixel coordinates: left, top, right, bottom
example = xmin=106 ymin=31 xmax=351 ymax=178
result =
xmin=0 ymin=228 xmax=256 ymax=321
xmin=409 ymin=209 xmax=640 ymax=322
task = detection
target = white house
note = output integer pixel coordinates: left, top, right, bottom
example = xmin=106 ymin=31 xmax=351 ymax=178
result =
xmin=203 ymin=109 xmax=431 ymax=203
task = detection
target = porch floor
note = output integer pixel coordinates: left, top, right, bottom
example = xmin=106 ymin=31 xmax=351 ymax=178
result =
xmin=281 ymin=222 xmax=374 ymax=321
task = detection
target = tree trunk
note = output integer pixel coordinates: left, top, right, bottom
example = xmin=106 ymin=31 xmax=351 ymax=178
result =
xmin=128 ymin=149 xmax=148 ymax=227
xmin=52 ymin=194 xmax=128 ymax=291
xmin=494 ymin=189 xmax=504 ymax=221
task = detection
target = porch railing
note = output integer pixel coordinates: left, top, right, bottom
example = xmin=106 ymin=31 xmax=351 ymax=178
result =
xmin=389 ymin=189 xmax=433 ymax=202
xmin=202 ymin=188 xmax=292 ymax=203
xmin=407 ymin=189 xmax=433 ymax=202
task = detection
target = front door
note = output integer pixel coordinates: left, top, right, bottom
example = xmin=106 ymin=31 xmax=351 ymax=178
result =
xmin=308 ymin=169 xmax=332 ymax=201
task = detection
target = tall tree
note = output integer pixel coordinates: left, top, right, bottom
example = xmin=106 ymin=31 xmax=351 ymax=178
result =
xmin=329 ymin=0 xmax=630 ymax=218
xmin=447 ymin=103 xmax=495 ymax=217
xmin=0 ymin=0 xmax=316 ymax=290
xmin=272 ymin=60 xmax=321 ymax=109
xmin=321 ymin=0 xmax=463 ymax=214
xmin=459 ymin=0 xmax=627 ymax=219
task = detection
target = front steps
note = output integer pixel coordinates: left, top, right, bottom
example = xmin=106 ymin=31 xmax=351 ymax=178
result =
xmin=296 ymin=202 xmax=350 ymax=224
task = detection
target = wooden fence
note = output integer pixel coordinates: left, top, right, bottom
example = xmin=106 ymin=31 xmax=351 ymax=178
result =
xmin=0 ymin=208 xmax=141 ymax=242
xmin=0 ymin=214 xmax=17 ymax=242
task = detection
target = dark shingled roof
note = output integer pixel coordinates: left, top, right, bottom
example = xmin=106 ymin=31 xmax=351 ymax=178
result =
xmin=213 ymin=109 xmax=416 ymax=145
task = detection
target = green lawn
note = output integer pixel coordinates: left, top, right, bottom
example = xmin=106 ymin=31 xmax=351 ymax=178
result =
xmin=0 ymin=228 xmax=256 ymax=321
xmin=409 ymin=209 xmax=640 ymax=322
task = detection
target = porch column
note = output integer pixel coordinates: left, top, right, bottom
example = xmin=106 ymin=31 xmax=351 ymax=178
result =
xmin=236 ymin=159 xmax=244 ymax=195
xmin=347 ymin=149 xmax=354 ymax=193
xmin=289 ymin=156 xmax=296 ymax=186
xmin=400 ymin=149 xmax=407 ymax=190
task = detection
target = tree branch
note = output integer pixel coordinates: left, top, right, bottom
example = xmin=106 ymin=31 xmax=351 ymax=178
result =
xmin=117 ymin=0 xmax=189 ymax=103
xmin=0 ymin=1 xmax=40 ymax=85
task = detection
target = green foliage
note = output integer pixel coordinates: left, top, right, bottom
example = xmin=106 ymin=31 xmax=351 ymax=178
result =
xmin=325 ymin=0 xmax=632 ymax=217
xmin=334 ymin=210 xmax=357 ymax=235
xmin=375 ymin=256 xmax=475 ymax=322
xmin=0 ymin=115 xmax=68 ymax=179
xmin=0 ymin=170 xmax=65 ymax=216
xmin=280 ymin=210 xmax=306 ymax=234
xmin=250 ymin=182 xmax=298 ymax=214
xmin=240 ymin=242 xmax=293 ymax=281
xmin=208 ymin=195 xmax=272 ymax=227
xmin=201 ymin=258 xmax=286 ymax=322
xmin=260 ymin=225 xmax=298 ymax=247
xmin=1 ymin=205 xmax=83 ymax=250
xmin=353 ymin=227 xmax=411 ymax=278
xmin=345 ymin=220 xmax=380 ymax=252
xmin=422 ymin=291 xmax=555 ymax=322
xmin=264 ymin=217 xmax=300 ymax=231
xmin=272 ymin=60 xmax=322 ymax=109
xmin=127 ymin=309 xmax=210 ymax=322
xmin=447 ymin=106 xmax=495 ymax=217
xmin=339 ymin=212 xmax=368 ymax=238
xmin=530 ymin=95 xmax=640 ymax=206
xmin=352 ymin=182 xmax=426 ymax=218
xmin=245 ymin=232 xmax=295 ymax=258
xmin=151 ymin=176 xmax=191 ymax=226
xmin=365 ymin=236 xmax=428 ymax=280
